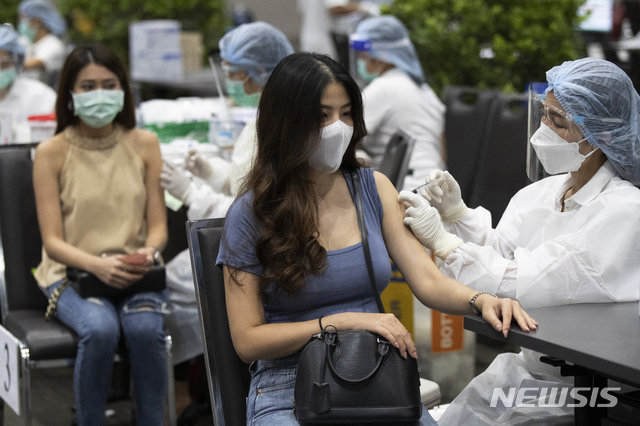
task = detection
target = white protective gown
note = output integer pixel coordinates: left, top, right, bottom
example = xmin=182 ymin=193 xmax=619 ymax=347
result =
xmin=438 ymin=161 xmax=640 ymax=425
xmin=0 ymin=76 xmax=56 ymax=120
xmin=164 ymin=119 xmax=257 ymax=363
xmin=361 ymin=68 xmax=445 ymax=191
xmin=21 ymin=33 xmax=67 ymax=85
xmin=186 ymin=118 xmax=257 ymax=220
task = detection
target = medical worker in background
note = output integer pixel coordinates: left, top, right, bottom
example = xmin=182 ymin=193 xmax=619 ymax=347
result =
xmin=161 ymin=21 xmax=294 ymax=220
xmin=17 ymin=0 xmax=67 ymax=87
xmin=0 ymin=24 xmax=56 ymax=123
xmin=325 ymin=0 xmax=391 ymax=67
xmin=297 ymin=0 xmax=337 ymax=60
xmin=350 ymin=15 xmax=445 ymax=191
xmin=400 ymin=57 xmax=640 ymax=424
xmin=158 ymin=23 xmax=294 ymax=420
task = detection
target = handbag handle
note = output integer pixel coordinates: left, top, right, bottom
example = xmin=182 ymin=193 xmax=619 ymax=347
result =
xmin=351 ymin=170 xmax=385 ymax=313
xmin=324 ymin=332 xmax=390 ymax=384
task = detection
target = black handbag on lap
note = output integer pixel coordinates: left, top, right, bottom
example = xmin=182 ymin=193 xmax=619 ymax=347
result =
xmin=67 ymin=266 xmax=166 ymax=299
xmin=293 ymin=171 xmax=422 ymax=424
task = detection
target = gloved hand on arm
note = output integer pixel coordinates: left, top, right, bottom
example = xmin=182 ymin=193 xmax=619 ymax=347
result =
xmin=398 ymin=191 xmax=463 ymax=259
xmin=161 ymin=161 xmax=192 ymax=204
xmin=418 ymin=170 xmax=468 ymax=222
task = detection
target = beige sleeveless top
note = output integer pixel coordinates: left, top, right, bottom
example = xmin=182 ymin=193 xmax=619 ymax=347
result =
xmin=34 ymin=125 xmax=148 ymax=288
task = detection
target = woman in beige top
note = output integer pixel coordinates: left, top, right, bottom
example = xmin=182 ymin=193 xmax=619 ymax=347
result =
xmin=33 ymin=44 xmax=168 ymax=426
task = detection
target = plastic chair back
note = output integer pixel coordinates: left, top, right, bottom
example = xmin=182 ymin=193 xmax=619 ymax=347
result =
xmin=187 ymin=218 xmax=250 ymax=426
xmin=375 ymin=130 xmax=416 ymax=190
xmin=0 ymin=147 xmax=48 ymax=320
xmin=469 ymin=93 xmax=531 ymax=226
xmin=442 ymin=86 xmax=498 ymax=202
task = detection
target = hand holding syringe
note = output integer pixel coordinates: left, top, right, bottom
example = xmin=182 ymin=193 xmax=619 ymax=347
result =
xmin=411 ymin=170 xmax=469 ymax=222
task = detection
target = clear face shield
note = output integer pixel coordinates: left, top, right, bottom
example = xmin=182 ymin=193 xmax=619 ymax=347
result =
xmin=348 ymin=34 xmax=373 ymax=88
xmin=526 ymin=83 xmax=588 ymax=182
xmin=205 ymin=54 xmax=250 ymax=156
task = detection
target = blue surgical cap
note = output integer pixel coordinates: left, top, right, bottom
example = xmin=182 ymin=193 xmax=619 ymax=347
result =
xmin=18 ymin=0 xmax=67 ymax=36
xmin=353 ymin=15 xmax=425 ymax=85
xmin=219 ymin=21 xmax=294 ymax=87
xmin=546 ymin=57 xmax=640 ymax=185
xmin=0 ymin=25 xmax=25 ymax=65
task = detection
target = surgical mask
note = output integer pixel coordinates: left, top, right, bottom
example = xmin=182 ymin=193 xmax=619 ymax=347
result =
xmin=18 ymin=21 xmax=36 ymax=42
xmin=309 ymin=120 xmax=354 ymax=174
xmin=72 ymin=89 xmax=125 ymax=128
xmin=0 ymin=67 xmax=17 ymax=90
xmin=530 ymin=123 xmax=599 ymax=174
xmin=357 ymin=59 xmax=379 ymax=84
xmin=225 ymin=79 xmax=260 ymax=107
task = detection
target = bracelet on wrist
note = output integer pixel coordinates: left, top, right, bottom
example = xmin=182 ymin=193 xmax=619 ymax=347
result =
xmin=150 ymin=247 xmax=163 ymax=265
xmin=469 ymin=291 xmax=496 ymax=315
xmin=318 ymin=316 xmax=325 ymax=332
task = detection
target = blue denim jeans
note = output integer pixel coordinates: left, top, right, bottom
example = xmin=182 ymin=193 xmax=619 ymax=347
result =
xmin=44 ymin=280 xmax=168 ymax=426
xmin=247 ymin=353 xmax=437 ymax=425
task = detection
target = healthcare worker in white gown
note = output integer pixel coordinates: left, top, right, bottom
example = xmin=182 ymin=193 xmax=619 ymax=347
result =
xmin=0 ymin=24 xmax=56 ymax=124
xmin=350 ymin=15 xmax=445 ymax=191
xmin=17 ymin=0 xmax=67 ymax=87
xmin=399 ymin=57 xmax=640 ymax=425
xmin=159 ymin=21 xmax=294 ymax=365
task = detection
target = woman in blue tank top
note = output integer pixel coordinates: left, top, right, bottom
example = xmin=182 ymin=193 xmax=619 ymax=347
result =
xmin=216 ymin=52 xmax=537 ymax=425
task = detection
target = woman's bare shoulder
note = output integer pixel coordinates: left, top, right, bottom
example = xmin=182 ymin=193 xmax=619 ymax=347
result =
xmin=125 ymin=128 xmax=160 ymax=155
xmin=34 ymin=132 xmax=69 ymax=168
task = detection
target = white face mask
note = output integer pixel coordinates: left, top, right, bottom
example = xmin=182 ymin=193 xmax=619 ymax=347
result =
xmin=309 ymin=120 xmax=354 ymax=174
xmin=530 ymin=123 xmax=598 ymax=174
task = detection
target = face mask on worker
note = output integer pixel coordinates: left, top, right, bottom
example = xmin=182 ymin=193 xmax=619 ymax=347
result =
xmin=72 ymin=89 xmax=125 ymax=128
xmin=18 ymin=20 xmax=36 ymax=42
xmin=530 ymin=123 xmax=599 ymax=174
xmin=309 ymin=120 xmax=354 ymax=174
xmin=225 ymin=79 xmax=260 ymax=107
xmin=357 ymin=59 xmax=379 ymax=84
xmin=0 ymin=67 xmax=17 ymax=90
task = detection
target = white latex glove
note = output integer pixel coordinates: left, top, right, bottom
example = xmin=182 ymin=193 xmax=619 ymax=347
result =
xmin=418 ymin=170 xmax=468 ymax=223
xmin=161 ymin=161 xmax=192 ymax=203
xmin=185 ymin=149 xmax=214 ymax=181
xmin=398 ymin=191 xmax=463 ymax=259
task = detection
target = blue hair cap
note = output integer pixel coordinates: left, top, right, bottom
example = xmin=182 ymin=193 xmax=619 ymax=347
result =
xmin=18 ymin=0 xmax=67 ymax=36
xmin=219 ymin=21 xmax=294 ymax=87
xmin=0 ymin=24 xmax=25 ymax=65
xmin=546 ymin=57 xmax=640 ymax=185
xmin=353 ymin=15 xmax=425 ymax=85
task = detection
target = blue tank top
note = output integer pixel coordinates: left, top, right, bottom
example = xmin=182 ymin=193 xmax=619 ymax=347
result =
xmin=216 ymin=167 xmax=391 ymax=323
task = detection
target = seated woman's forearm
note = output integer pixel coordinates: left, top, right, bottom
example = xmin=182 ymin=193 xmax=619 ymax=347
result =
xmin=232 ymin=312 xmax=419 ymax=363
xmin=412 ymin=274 xmax=477 ymax=316
xmin=42 ymin=236 xmax=101 ymax=272
xmin=232 ymin=319 xmax=321 ymax=363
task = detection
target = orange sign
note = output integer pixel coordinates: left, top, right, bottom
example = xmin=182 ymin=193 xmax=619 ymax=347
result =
xmin=431 ymin=310 xmax=464 ymax=353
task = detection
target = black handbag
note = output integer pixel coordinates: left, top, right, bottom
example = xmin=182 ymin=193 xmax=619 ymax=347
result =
xmin=67 ymin=265 xmax=166 ymax=299
xmin=293 ymin=170 xmax=422 ymax=424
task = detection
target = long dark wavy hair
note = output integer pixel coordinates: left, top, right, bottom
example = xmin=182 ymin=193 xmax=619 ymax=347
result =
xmin=241 ymin=52 xmax=367 ymax=295
xmin=55 ymin=44 xmax=136 ymax=134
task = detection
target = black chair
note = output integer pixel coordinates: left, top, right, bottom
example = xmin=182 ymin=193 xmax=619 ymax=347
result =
xmin=442 ymin=86 xmax=499 ymax=202
xmin=468 ymin=92 xmax=531 ymax=226
xmin=187 ymin=218 xmax=250 ymax=426
xmin=0 ymin=146 xmax=176 ymax=425
xmin=375 ymin=130 xmax=416 ymax=190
